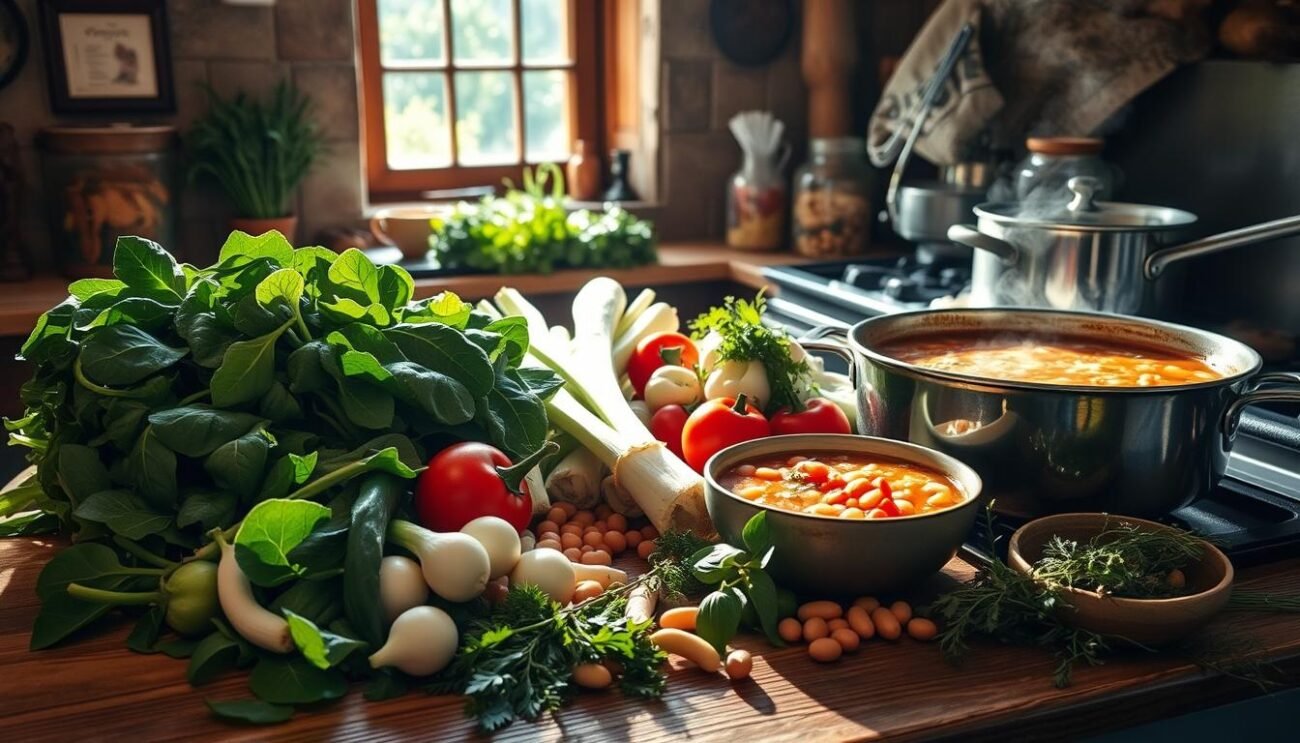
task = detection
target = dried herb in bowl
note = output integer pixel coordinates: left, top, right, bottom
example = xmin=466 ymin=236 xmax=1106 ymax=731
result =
xmin=1030 ymin=522 xmax=1205 ymax=599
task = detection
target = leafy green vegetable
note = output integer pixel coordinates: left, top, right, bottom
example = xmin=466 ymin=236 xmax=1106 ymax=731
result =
xmin=233 ymin=499 xmax=331 ymax=586
xmin=205 ymin=699 xmax=295 ymax=725
xmin=1031 ymin=522 xmax=1205 ymax=599
xmin=429 ymin=164 xmax=657 ymax=275
xmin=284 ymin=609 xmax=367 ymax=670
xmin=343 ymin=473 xmax=402 ymax=647
xmin=687 ymin=512 xmax=785 ymax=647
xmin=690 ymin=292 xmax=814 ymax=414
xmin=189 ymin=632 xmax=242 ymax=685
xmin=248 ymin=656 xmax=347 ymax=705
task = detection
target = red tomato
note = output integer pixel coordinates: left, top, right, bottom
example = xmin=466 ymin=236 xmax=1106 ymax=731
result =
xmin=415 ymin=442 xmax=531 ymax=533
xmin=769 ymin=398 xmax=852 ymax=436
xmin=681 ymin=394 xmax=771 ymax=473
xmin=650 ymin=404 xmax=690 ymax=460
xmin=628 ymin=332 xmax=699 ymax=398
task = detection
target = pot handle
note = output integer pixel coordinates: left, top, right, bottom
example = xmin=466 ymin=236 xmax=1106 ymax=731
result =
xmin=797 ymin=327 xmax=857 ymax=387
xmin=1221 ymin=372 xmax=1300 ymax=447
xmin=947 ymin=224 xmax=1019 ymax=265
xmin=1146 ymin=214 xmax=1300 ymax=279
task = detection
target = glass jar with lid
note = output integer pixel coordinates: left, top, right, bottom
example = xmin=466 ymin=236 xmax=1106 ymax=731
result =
xmin=792 ymin=137 xmax=871 ymax=258
xmin=1015 ymin=137 xmax=1120 ymax=204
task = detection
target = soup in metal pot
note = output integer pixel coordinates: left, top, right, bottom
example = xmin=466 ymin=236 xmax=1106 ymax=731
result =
xmin=880 ymin=334 xmax=1222 ymax=387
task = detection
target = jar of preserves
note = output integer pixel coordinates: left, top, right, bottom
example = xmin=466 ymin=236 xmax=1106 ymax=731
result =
xmin=792 ymin=137 xmax=870 ymax=258
xmin=1015 ymin=137 xmax=1119 ymax=203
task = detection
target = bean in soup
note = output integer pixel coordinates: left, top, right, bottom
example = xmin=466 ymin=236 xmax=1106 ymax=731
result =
xmin=720 ymin=453 xmax=964 ymax=519
xmin=880 ymin=334 xmax=1222 ymax=387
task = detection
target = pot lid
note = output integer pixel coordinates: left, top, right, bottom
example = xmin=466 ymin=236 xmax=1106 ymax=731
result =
xmin=974 ymin=176 xmax=1198 ymax=231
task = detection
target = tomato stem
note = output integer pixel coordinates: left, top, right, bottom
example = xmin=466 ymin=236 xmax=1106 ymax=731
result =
xmin=497 ymin=440 xmax=560 ymax=494
xmin=731 ymin=393 xmax=750 ymax=415
xmin=659 ymin=345 xmax=683 ymax=366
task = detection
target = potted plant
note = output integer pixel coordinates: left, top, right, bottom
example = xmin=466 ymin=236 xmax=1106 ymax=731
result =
xmin=187 ymin=81 xmax=323 ymax=240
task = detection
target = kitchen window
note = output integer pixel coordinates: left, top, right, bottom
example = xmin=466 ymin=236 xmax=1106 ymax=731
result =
xmin=357 ymin=0 xmax=600 ymax=199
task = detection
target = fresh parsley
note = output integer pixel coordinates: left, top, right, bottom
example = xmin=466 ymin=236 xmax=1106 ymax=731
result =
xmin=689 ymin=292 xmax=813 ymax=414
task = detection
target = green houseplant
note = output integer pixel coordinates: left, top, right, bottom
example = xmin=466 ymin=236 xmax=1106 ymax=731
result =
xmin=187 ymin=81 xmax=324 ymax=240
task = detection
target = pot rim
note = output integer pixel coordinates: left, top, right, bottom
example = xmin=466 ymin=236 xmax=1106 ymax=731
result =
xmin=972 ymin=201 xmax=1198 ymax=232
xmin=703 ymin=433 xmax=985 ymax=525
xmin=849 ymin=308 xmax=1264 ymax=395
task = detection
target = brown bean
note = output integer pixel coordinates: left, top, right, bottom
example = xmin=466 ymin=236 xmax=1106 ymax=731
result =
xmin=536 ymin=539 xmax=563 ymax=552
xmin=560 ymin=523 xmax=583 ymax=536
xmin=538 ymin=531 xmax=561 ymax=544
xmin=725 ymin=649 xmax=754 ymax=680
xmin=637 ymin=539 xmax=656 ymax=560
xmin=556 ymin=501 xmax=578 ymax=517
xmin=890 ymin=600 xmax=913 ymax=624
xmin=560 ymin=532 xmax=582 ymax=550
xmin=583 ymin=531 xmax=604 ymax=548
xmin=563 ymin=547 xmax=582 ymax=562
xmin=802 ymin=616 xmax=829 ymax=642
xmin=625 ymin=530 xmax=643 ymax=548
xmin=572 ymin=580 xmax=604 ymax=603
xmin=572 ymin=511 xmax=595 ymax=526
xmin=871 ymin=607 xmax=901 ymax=640
xmin=831 ymin=627 xmax=861 ymax=652
xmin=907 ymin=618 xmax=938 ymax=641
xmin=546 ymin=507 xmax=568 ymax=526
xmin=607 ymin=513 xmax=629 ymax=532
xmin=573 ymin=662 xmax=613 ymax=689
xmin=604 ymin=530 xmax=628 ymax=553
xmin=828 ymin=618 xmax=850 ymax=632
xmin=808 ymin=637 xmax=843 ymax=663
xmin=659 ymin=607 xmax=698 ymax=631
xmin=846 ymin=606 xmax=875 ymax=639
xmin=778 ymin=617 xmax=803 ymax=643
xmin=1167 ymin=569 xmax=1187 ymax=589
xmin=595 ymin=504 xmax=613 ymax=520
xmin=581 ymin=550 xmax=612 ymax=566
xmin=797 ymin=600 xmax=843 ymax=621
xmin=641 ymin=525 xmax=660 ymax=540
xmin=853 ymin=596 xmax=880 ymax=612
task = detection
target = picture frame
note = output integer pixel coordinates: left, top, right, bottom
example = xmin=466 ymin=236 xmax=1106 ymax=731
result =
xmin=37 ymin=0 xmax=174 ymax=114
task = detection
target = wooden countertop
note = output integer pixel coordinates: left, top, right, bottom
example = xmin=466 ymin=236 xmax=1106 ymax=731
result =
xmin=3 ymin=536 xmax=1299 ymax=741
xmin=0 ymin=244 xmax=817 ymax=338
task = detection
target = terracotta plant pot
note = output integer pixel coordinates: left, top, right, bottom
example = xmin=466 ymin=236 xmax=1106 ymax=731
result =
xmin=229 ymin=215 xmax=299 ymax=242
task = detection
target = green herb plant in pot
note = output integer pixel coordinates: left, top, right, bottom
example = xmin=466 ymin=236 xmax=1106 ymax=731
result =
xmin=187 ymin=81 xmax=324 ymax=241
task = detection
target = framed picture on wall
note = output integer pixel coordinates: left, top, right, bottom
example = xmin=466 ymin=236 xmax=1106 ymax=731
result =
xmin=38 ymin=0 xmax=174 ymax=114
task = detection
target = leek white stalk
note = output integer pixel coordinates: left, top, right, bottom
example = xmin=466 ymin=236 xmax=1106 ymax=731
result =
xmin=524 ymin=464 xmax=552 ymax=517
xmin=544 ymin=448 xmax=604 ymax=509
xmin=612 ymin=302 xmax=679 ymax=374
xmin=601 ymin=473 xmax=644 ymax=518
xmin=614 ymin=288 xmax=656 ymax=338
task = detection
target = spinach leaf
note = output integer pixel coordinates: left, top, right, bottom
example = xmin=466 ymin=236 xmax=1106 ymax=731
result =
xmin=91 ymin=399 xmax=150 ymax=450
xmin=35 ymin=543 xmax=148 ymax=600
xmin=80 ymin=297 xmax=176 ymax=332
xmin=210 ymin=319 xmax=293 ymax=407
xmin=511 ymin=368 xmax=564 ymax=400
xmin=344 ymin=473 xmax=403 ymax=647
xmin=258 ymin=381 xmax=303 ymax=422
xmin=284 ymin=609 xmax=367 ymax=670
xmin=79 ymin=325 xmax=187 ymax=386
xmin=248 ymin=656 xmax=347 ymax=705
xmin=695 ymin=589 xmax=744 ymax=656
xmin=205 ymin=431 xmax=271 ymax=497
xmin=127 ymin=426 xmax=178 ymax=510
xmin=233 ymin=499 xmax=331 ymax=587
xmin=178 ymin=312 xmax=237 ymax=369
xmin=286 ymin=341 xmax=331 ymax=394
xmin=401 ymin=290 xmax=471 ymax=328
xmin=113 ymin=235 xmax=185 ymax=300
xmin=383 ymin=361 xmax=475 ymax=424
xmin=188 ymin=631 xmax=242 ymax=686
xmin=178 ymin=490 xmax=239 ymax=530
xmin=387 ymin=322 xmax=494 ymax=396
xmin=376 ymin=264 xmax=414 ymax=307
xmin=68 ymin=277 xmax=125 ymax=300
xmin=270 ymin=576 xmax=343 ymax=626
xmin=326 ymin=248 xmax=381 ymax=304
xmin=322 ymin=346 xmax=394 ymax=430
xmin=74 ymin=489 xmax=172 ymax=539
xmin=255 ymin=268 xmax=305 ymax=310
xmin=218 ymin=230 xmax=295 ymax=267
xmin=148 ymin=405 xmax=265 ymax=457
xmin=206 ymin=699 xmax=295 ymax=725
xmin=477 ymin=361 xmax=548 ymax=458
xmin=30 ymin=591 xmax=116 ymax=650
xmin=327 ymin=323 xmax=402 ymax=363
xmin=125 ymin=605 xmax=166 ymax=653
xmin=56 ymin=444 xmax=111 ymax=505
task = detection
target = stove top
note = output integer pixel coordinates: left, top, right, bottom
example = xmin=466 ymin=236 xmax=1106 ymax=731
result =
xmin=761 ymin=256 xmax=1300 ymax=565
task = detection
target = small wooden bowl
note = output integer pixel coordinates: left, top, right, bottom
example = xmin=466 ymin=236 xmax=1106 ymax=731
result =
xmin=1007 ymin=513 xmax=1234 ymax=647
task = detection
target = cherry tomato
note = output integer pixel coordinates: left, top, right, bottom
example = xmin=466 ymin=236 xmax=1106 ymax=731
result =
xmin=769 ymin=398 xmax=852 ymax=436
xmin=415 ymin=442 xmax=531 ymax=533
xmin=628 ymin=332 xmax=699 ymax=398
xmin=681 ymin=394 xmax=771 ymax=473
xmin=650 ymin=404 xmax=690 ymax=460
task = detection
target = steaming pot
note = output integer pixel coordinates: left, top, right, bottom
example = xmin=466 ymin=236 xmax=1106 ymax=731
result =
xmin=947 ymin=177 xmax=1300 ymax=316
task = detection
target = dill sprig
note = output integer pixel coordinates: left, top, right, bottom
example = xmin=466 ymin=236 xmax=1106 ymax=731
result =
xmin=648 ymin=528 xmax=713 ymax=602
xmin=1031 ymin=522 xmax=1204 ymax=599
xmin=689 ymin=292 xmax=814 ymax=414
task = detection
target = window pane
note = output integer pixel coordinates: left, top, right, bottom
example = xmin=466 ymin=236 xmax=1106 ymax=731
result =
xmin=451 ymin=0 xmax=513 ymax=66
xmin=379 ymin=0 xmax=445 ymax=65
xmin=454 ymin=71 xmax=517 ymax=166
xmin=523 ymin=70 xmax=568 ymax=162
xmin=383 ymin=73 xmax=453 ymax=169
xmin=521 ymin=0 xmax=569 ymax=65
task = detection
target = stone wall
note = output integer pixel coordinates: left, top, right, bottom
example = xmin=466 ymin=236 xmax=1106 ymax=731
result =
xmin=0 ymin=0 xmax=362 ymax=268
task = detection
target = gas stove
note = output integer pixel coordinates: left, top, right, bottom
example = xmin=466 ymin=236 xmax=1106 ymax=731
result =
xmin=761 ymin=256 xmax=1300 ymax=565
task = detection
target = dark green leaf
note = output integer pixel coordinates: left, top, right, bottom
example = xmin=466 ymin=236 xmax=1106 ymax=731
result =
xmin=128 ymin=426 xmax=178 ymax=510
xmin=284 ymin=609 xmax=367 ymax=670
xmin=189 ymin=631 xmax=242 ymax=685
xmin=743 ymin=568 xmax=783 ymax=646
xmin=248 ymin=656 xmax=347 ymax=705
xmin=741 ymin=510 xmax=772 ymax=556
xmin=126 ymin=606 xmax=166 ymax=653
xmin=327 ymin=323 xmax=403 ymax=363
xmin=384 ymin=361 xmax=475 ymax=424
xmin=344 ymin=473 xmax=403 ymax=647
xmin=179 ymin=312 xmax=237 ymax=369
xmin=80 ymin=297 xmax=176 ymax=332
xmin=484 ymin=316 xmax=530 ymax=365
xmin=148 ymin=405 xmax=265 ymax=457
xmin=258 ymin=381 xmax=303 ymax=422
xmin=477 ymin=361 xmax=548 ymax=458
xmin=386 ymin=323 xmax=493 ymax=396
xmin=206 ymin=698 xmax=295 ymax=725
xmin=286 ymin=341 xmax=331 ymax=394
xmin=35 ymin=543 xmax=142 ymax=600
xmin=400 ymin=291 xmax=470 ymax=328
xmin=511 ymin=368 xmax=564 ymax=400
xmin=113 ymin=235 xmax=185 ymax=300
xmin=56 ymin=444 xmax=111 ymax=506
xmin=178 ymin=490 xmax=239 ymax=530
xmin=68 ymin=277 xmax=126 ymax=300
xmin=30 ymin=591 xmax=115 ymax=650
xmin=79 ymin=325 xmax=187 ymax=386
xmin=206 ymin=431 xmax=271 ymax=502
xmin=377 ymin=264 xmax=415 ymax=307
xmin=691 ymin=543 xmax=747 ymax=584
xmin=231 ymin=292 xmax=292 ymax=337
xmin=158 ymin=637 xmax=201 ymax=658
xmin=270 ymin=576 xmax=343 ymax=626
xmin=234 ymin=499 xmax=331 ymax=587
xmin=91 ymin=399 xmax=150 ymax=450
xmin=74 ymin=489 xmax=172 ymax=539
xmin=322 ymin=347 xmax=394 ymax=430
xmin=695 ymin=589 xmax=744 ymax=656
xmin=364 ymin=670 xmax=409 ymax=702
xmin=326 ymin=248 xmax=381 ymax=304
xmin=211 ymin=321 xmax=292 ymax=407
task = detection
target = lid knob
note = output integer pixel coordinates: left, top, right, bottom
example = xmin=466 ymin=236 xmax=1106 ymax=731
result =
xmin=1066 ymin=176 xmax=1102 ymax=213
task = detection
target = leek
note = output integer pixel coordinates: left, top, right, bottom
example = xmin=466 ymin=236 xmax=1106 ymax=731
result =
xmin=544 ymin=448 xmax=604 ymax=509
xmin=611 ymin=302 xmax=679 ymax=374
xmin=615 ymin=288 xmax=656 ymax=338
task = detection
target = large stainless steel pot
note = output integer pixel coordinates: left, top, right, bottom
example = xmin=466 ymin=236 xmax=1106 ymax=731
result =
xmin=805 ymin=309 xmax=1300 ymax=518
xmin=947 ymin=177 xmax=1300 ymax=316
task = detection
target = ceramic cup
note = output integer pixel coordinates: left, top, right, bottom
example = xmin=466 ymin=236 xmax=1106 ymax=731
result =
xmin=369 ymin=205 xmax=448 ymax=259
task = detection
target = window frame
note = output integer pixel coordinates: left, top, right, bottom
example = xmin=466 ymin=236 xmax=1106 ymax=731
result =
xmin=357 ymin=0 xmax=600 ymax=201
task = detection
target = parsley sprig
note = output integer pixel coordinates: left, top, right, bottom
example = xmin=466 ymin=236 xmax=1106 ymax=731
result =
xmin=690 ymin=292 xmax=813 ymax=414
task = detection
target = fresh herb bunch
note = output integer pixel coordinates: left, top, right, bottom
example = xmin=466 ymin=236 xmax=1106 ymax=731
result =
xmin=930 ymin=511 xmax=1111 ymax=687
xmin=3 ymin=232 xmax=563 ymax=722
xmin=689 ymin=511 xmax=789 ymax=654
xmin=430 ymin=164 xmax=657 ymax=274
xmin=1031 ymin=522 xmax=1204 ymax=599
xmin=434 ymin=583 xmax=666 ymax=732
xmin=188 ymin=82 xmax=325 ymax=219
xmin=647 ymin=528 xmax=714 ymax=603
xmin=689 ymin=292 xmax=813 ymax=414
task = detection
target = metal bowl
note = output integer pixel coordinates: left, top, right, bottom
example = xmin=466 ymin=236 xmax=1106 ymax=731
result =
xmin=703 ymin=434 xmax=983 ymax=597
